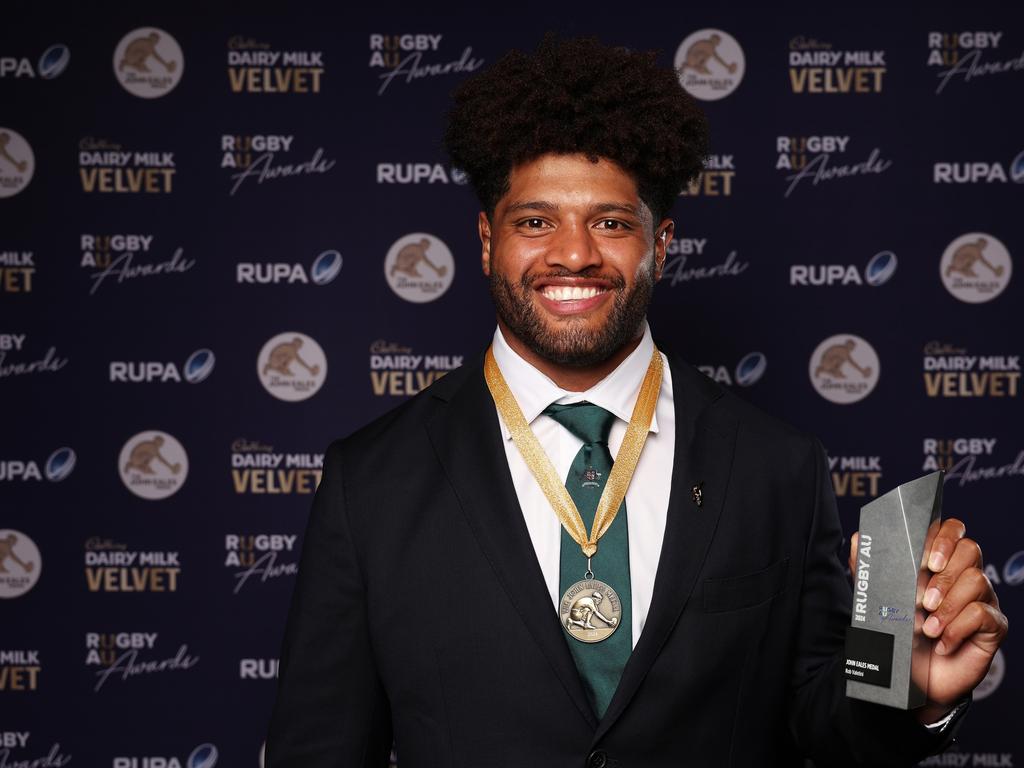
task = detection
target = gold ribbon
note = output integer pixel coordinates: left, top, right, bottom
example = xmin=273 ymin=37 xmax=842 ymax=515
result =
xmin=484 ymin=345 xmax=663 ymax=559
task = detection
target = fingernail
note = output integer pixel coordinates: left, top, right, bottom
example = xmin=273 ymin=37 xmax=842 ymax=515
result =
xmin=936 ymin=640 xmax=947 ymax=656
xmin=923 ymin=588 xmax=942 ymax=612
xmin=929 ymin=552 xmax=947 ymax=571
xmin=924 ymin=616 xmax=941 ymax=637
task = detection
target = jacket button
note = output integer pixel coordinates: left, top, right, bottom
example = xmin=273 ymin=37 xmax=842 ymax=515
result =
xmin=587 ymin=750 xmax=607 ymax=768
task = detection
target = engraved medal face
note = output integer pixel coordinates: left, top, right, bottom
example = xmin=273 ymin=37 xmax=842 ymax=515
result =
xmin=560 ymin=579 xmax=622 ymax=643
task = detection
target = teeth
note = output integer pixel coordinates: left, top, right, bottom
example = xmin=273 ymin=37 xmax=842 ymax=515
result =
xmin=542 ymin=286 xmax=603 ymax=301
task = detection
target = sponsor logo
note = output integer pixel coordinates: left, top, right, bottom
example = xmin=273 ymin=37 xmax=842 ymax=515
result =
xmin=225 ymin=535 xmax=298 ymax=594
xmin=240 ymin=657 xmax=279 ymax=679
xmin=698 ymin=351 xmax=767 ymax=387
xmin=0 ymin=530 xmax=41 ymax=599
xmin=113 ymin=744 xmax=218 ymax=768
xmin=809 ymin=334 xmax=880 ymax=404
xmin=227 ymin=36 xmax=324 ymax=93
xmin=384 ymin=233 xmax=454 ymax=302
xmin=680 ymin=154 xmax=735 ymax=197
xmin=118 ymin=431 xmax=189 ymax=500
xmin=922 ymin=341 xmax=1020 ymax=398
xmin=237 ymin=249 xmax=342 ymax=286
xmin=79 ymin=232 xmax=193 ymax=295
xmin=221 ymin=134 xmax=335 ymax=195
xmin=776 ymin=135 xmax=892 ymax=197
xmin=0 ymin=649 xmax=40 ymax=691
xmin=230 ymin=438 xmax=323 ymax=494
xmin=376 ymin=162 xmax=467 ymax=184
xmin=1 ymin=44 xmax=71 ymax=79
xmin=0 ymin=734 xmax=71 ymax=767
xmin=921 ymin=752 xmax=1016 ymax=767
xmin=828 ymin=453 xmax=882 ymax=497
xmin=974 ymin=648 xmax=1005 ymax=701
xmin=788 ymin=36 xmax=886 ymax=93
xmin=934 ymin=150 xmax=1024 ymax=184
xmin=78 ymin=137 xmax=176 ymax=194
xmin=1 ymin=447 xmax=76 ymax=483
xmin=109 ymin=349 xmax=215 ymax=384
xmin=661 ymin=237 xmax=748 ymax=286
xmin=369 ymin=33 xmax=483 ymax=95
xmin=0 ymin=333 xmax=67 ymax=379
xmin=257 ymin=332 xmax=327 ymax=402
xmin=0 ymin=250 xmax=35 ymax=292
xmin=369 ymin=340 xmax=463 ymax=397
xmin=929 ymin=30 xmax=1024 ymax=94
xmin=985 ymin=550 xmax=1024 ymax=589
xmin=939 ymin=233 xmax=1012 ymax=304
xmin=113 ymin=27 xmax=184 ymax=98
xmin=675 ymin=29 xmax=744 ymax=101
xmin=923 ymin=438 xmax=1023 ymax=486
xmin=791 ymin=250 xmax=897 ymax=287
xmin=0 ymin=128 xmax=34 ymax=198
xmin=86 ymin=631 xmax=199 ymax=692
xmin=84 ymin=537 xmax=181 ymax=593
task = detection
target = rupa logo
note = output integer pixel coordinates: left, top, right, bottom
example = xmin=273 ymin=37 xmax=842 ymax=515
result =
xmin=113 ymin=744 xmax=217 ymax=768
xmin=237 ymin=249 xmax=342 ymax=285
xmin=790 ymin=251 xmax=897 ymax=287
xmin=698 ymin=352 xmax=767 ymax=387
xmin=934 ymin=150 xmax=1024 ymax=184
xmin=1 ymin=447 xmax=76 ymax=482
xmin=377 ymin=163 xmax=467 ymax=184
xmin=110 ymin=349 xmax=215 ymax=384
xmin=1 ymin=44 xmax=70 ymax=79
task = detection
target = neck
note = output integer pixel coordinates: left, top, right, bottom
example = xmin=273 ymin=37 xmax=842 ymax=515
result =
xmin=497 ymin=320 xmax=645 ymax=392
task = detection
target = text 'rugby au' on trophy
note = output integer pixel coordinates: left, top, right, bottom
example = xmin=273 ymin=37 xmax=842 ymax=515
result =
xmin=845 ymin=471 xmax=944 ymax=709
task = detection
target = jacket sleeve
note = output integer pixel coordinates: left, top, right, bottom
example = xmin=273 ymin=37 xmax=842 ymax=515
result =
xmin=266 ymin=440 xmax=393 ymax=767
xmin=787 ymin=438 xmax=960 ymax=766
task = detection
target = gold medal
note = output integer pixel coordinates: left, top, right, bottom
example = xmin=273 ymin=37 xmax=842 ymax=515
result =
xmin=484 ymin=344 xmax=662 ymax=643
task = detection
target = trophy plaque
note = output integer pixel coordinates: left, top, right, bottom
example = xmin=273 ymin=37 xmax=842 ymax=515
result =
xmin=844 ymin=471 xmax=943 ymax=709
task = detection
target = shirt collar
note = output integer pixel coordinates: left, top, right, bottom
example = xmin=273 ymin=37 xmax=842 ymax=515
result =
xmin=490 ymin=321 xmax=660 ymax=440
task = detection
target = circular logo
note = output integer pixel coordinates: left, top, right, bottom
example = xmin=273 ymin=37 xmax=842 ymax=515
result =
xmin=311 ymin=249 xmax=343 ymax=286
xmin=0 ymin=127 xmax=35 ymax=198
xmin=184 ymin=349 xmax=215 ymax=384
xmin=809 ymin=334 xmax=880 ymax=404
xmin=974 ymin=648 xmax=1005 ymax=701
xmin=865 ymin=250 xmax=898 ymax=287
xmin=38 ymin=44 xmax=71 ymax=79
xmin=560 ymin=579 xmax=623 ymax=644
xmin=258 ymin=332 xmax=327 ymax=402
xmin=940 ymin=232 xmax=1012 ymax=304
xmin=450 ymin=167 xmax=468 ymax=185
xmin=187 ymin=743 xmax=218 ymax=768
xmin=1010 ymin=150 xmax=1024 ymax=184
xmin=675 ymin=29 xmax=745 ymax=101
xmin=384 ymin=233 xmax=455 ymax=303
xmin=45 ymin=447 xmax=76 ymax=482
xmin=113 ymin=27 xmax=184 ymax=98
xmin=0 ymin=530 xmax=42 ymax=599
xmin=1004 ymin=550 xmax=1024 ymax=587
xmin=734 ymin=352 xmax=767 ymax=387
xmin=119 ymin=430 xmax=189 ymax=500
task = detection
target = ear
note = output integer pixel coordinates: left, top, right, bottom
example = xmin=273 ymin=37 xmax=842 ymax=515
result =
xmin=478 ymin=211 xmax=492 ymax=276
xmin=653 ymin=219 xmax=674 ymax=281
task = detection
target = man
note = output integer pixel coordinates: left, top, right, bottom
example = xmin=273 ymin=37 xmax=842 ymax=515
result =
xmin=267 ymin=36 xmax=1006 ymax=767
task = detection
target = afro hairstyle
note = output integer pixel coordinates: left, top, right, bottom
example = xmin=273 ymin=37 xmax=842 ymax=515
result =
xmin=443 ymin=34 xmax=710 ymax=224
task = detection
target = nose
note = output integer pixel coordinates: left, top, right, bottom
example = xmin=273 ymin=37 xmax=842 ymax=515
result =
xmin=545 ymin=220 xmax=603 ymax=272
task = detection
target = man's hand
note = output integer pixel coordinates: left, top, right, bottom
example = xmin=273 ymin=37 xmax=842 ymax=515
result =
xmin=849 ymin=519 xmax=1008 ymax=724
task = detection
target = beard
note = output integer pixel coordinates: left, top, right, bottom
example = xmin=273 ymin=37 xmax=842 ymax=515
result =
xmin=489 ymin=263 xmax=655 ymax=368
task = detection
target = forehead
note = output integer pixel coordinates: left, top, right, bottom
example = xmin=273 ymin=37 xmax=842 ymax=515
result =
xmin=501 ymin=153 xmax=641 ymax=208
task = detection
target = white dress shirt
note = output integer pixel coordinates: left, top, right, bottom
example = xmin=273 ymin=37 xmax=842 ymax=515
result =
xmin=490 ymin=321 xmax=675 ymax=648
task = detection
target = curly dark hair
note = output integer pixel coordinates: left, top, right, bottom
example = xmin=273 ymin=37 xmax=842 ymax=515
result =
xmin=444 ymin=34 xmax=710 ymax=223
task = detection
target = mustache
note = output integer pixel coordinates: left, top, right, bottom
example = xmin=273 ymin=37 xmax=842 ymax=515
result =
xmin=521 ymin=269 xmax=626 ymax=289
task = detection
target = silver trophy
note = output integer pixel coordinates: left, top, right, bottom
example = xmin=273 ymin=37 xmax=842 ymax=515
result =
xmin=845 ymin=471 xmax=943 ymax=709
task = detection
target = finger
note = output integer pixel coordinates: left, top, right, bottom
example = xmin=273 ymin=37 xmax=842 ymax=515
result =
xmin=922 ymin=536 xmax=984 ymax=612
xmin=922 ymin=565 xmax=994 ymax=640
xmin=933 ymin=600 xmax=1008 ymax=657
xmin=848 ymin=532 xmax=860 ymax=576
xmin=926 ymin=518 xmax=967 ymax=573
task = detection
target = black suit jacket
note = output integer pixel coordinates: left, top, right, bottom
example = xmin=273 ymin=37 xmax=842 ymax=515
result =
xmin=267 ymin=349 xmax=952 ymax=767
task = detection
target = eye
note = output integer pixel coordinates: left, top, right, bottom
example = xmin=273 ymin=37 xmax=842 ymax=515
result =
xmin=514 ymin=217 xmax=550 ymax=230
xmin=595 ymin=219 xmax=630 ymax=231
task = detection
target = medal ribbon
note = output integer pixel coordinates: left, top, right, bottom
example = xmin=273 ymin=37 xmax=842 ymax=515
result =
xmin=484 ymin=345 xmax=662 ymax=559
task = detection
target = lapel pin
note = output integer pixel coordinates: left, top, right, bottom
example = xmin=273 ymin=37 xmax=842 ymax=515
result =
xmin=691 ymin=482 xmax=703 ymax=508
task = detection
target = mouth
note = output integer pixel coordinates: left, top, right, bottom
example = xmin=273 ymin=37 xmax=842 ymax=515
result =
xmin=534 ymin=279 xmax=613 ymax=315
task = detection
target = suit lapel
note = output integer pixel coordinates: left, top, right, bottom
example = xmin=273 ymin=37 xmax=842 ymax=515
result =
xmin=424 ymin=356 xmax=599 ymax=730
xmin=594 ymin=352 xmax=738 ymax=743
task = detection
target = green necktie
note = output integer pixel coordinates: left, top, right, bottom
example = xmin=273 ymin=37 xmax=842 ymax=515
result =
xmin=543 ymin=401 xmax=632 ymax=718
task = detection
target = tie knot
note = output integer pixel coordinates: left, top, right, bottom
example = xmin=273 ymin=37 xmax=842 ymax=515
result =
xmin=542 ymin=401 xmax=617 ymax=445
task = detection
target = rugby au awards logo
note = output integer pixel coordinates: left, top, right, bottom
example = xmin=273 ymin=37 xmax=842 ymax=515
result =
xmin=384 ymin=233 xmax=454 ymax=302
xmin=258 ymin=332 xmax=327 ymax=401
xmin=113 ymin=27 xmax=183 ymax=98
xmin=119 ymin=431 xmax=189 ymax=500
xmin=809 ymin=334 xmax=880 ymax=404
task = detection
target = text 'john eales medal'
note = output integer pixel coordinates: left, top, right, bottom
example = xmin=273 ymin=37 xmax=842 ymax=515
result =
xmin=484 ymin=345 xmax=662 ymax=643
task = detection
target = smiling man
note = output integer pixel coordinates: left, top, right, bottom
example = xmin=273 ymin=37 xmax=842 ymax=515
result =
xmin=267 ymin=36 xmax=1006 ymax=767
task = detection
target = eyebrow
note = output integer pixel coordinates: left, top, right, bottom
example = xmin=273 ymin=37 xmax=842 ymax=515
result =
xmin=503 ymin=200 xmax=642 ymax=217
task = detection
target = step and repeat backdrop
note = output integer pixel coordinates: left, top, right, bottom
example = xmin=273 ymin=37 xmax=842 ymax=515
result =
xmin=2 ymin=4 xmax=1022 ymax=767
